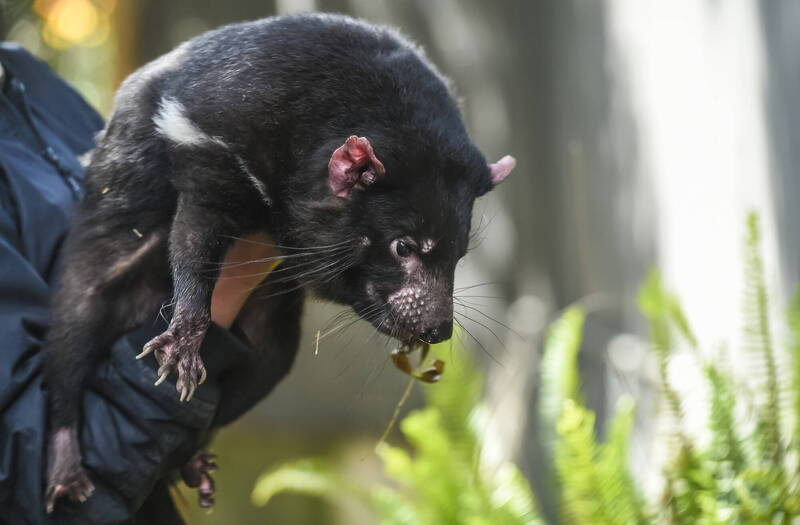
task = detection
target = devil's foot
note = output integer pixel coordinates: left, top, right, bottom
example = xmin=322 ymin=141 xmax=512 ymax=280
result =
xmin=181 ymin=450 xmax=217 ymax=508
xmin=46 ymin=427 xmax=94 ymax=513
xmin=138 ymin=328 xmax=207 ymax=401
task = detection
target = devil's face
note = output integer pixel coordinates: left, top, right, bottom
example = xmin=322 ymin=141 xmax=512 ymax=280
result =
xmin=281 ymin=135 xmax=514 ymax=345
xmin=348 ymin=179 xmax=474 ymax=343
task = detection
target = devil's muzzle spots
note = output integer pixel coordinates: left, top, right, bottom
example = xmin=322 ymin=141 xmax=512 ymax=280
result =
xmin=390 ymin=287 xmax=429 ymax=331
xmin=388 ymin=285 xmax=452 ymax=340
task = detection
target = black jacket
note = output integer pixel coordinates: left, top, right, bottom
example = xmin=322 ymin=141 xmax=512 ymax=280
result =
xmin=0 ymin=43 xmax=255 ymax=525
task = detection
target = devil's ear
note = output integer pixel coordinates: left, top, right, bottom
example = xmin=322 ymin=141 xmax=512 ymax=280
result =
xmin=328 ymin=136 xmax=386 ymax=198
xmin=488 ymin=155 xmax=516 ymax=186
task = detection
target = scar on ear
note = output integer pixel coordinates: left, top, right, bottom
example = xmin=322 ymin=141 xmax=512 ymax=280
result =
xmin=328 ymin=136 xmax=386 ymax=198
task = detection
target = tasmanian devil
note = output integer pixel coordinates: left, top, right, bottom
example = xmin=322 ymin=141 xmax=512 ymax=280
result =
xmin=42 ymin=13 xmax=515 ymax=511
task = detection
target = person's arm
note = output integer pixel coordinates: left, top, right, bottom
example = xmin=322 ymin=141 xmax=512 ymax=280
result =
xmin=211 ymin=232 xmax=279 ymax=329
xmin=0 ymin=206 xmax=276 ymax=524
xmin=0 ymin=44 xmax=280 ymax=523
xmin=74 ymin=236 xmax=278 ymax=523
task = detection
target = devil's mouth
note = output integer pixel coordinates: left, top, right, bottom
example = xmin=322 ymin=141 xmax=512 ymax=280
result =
xmin=374 ymin=316 xmax=420 ymax=344
xmin=354 ymin=302 xmax=421 ymax=344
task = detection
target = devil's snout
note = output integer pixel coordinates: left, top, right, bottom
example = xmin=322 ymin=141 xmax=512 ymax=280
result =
xmin=385 ymin=281 xmax=454 ymax=342
xmin=420 ymin=319 xmax=453 ymax=344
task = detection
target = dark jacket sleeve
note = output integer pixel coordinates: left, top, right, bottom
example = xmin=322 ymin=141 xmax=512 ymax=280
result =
xmin=0 ymin=44 xmax=255 ymax=525
xmin=0 ymin=187 xmax=253 ymax=524
xmin=0 ymin=186 xmax=253 ymax=523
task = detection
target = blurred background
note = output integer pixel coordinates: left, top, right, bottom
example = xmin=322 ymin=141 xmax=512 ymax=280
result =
xmin=3 ymin=0 xmax=799 ymax=523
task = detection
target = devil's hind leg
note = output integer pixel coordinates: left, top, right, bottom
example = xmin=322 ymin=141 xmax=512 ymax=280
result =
xmin=43 ymin=224 xmax=168 ymax=512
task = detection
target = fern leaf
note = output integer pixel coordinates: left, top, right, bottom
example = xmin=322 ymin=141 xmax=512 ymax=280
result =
xmin=555 ymin=399 xmax=607 ymax=524
xmin=733 ymin=467 xmax=789 ymax=522
xmin=425 ymin=336 xmax=482 ymax=459
xmin=370 ymin=487 xmax=425 ymax=525
xmin=251 ymin=458 xmax=367 ymax=508
xmin=638 ymin=269 xmax=685 ymax=425
xmin=598 ymin=397 xmax=648 ymax=525
xmin=485 ymin=462 xmax=544 ymax=525
xmin=705 ymin=363 xmax=744 ymax=472
xmin=539 ymin=306 xmax=586 ymax=448
xmin=788 ymin=289 xmax=800 ymax=464
xmin=742 ymin=212 xmax=782 ymax=466
xmin=396 ymin=408 xmax=479 ymax=522
xmin=661 ymin=443 xmax=713 ymax=523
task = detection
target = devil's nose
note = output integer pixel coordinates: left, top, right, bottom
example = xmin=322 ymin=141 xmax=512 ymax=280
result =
xmin=420 ymin=320 xmax=453 ymax=344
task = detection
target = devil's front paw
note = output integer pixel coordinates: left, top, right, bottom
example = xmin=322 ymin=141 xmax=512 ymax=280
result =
xmin=137 ymin=328 xmax=208 ymax=402
xmin=181 ymin=450 xmax=217 ymax=508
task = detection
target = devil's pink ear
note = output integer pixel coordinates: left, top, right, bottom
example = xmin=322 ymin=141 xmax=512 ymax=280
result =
xmin=328 ymin=136 xmax=386 ymax=198
xmin=488 ymin=155 xmax=516 ymax=186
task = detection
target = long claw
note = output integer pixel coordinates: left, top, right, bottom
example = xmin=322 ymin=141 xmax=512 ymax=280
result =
xmin=45 ymin=487 xmax=61 ymax=514
xmin=154 ymin=373 xmax=169 ymax=386
xmin=199 ymin=366 xmax=207 ymax=385
xmin=157 ymin=363 xmax=171 ymax=377
xmin=135 ymin=344 xmax=154 ymax=360
xmin=178 ymin=379 xmax=189 ymax=402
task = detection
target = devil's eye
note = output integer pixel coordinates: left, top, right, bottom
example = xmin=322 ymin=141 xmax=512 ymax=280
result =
xmin=393 ymin=239 xmax=414 ymax=258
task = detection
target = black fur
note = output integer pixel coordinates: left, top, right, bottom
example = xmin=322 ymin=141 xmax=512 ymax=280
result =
xmin=42 ymin=13 xmax=506 ymax=511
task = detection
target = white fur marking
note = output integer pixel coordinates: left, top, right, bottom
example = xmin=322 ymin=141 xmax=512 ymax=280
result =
xmin=235 ymin=155 xmax=271 ymax=205
xmin=153 ymin=98 xmax=226 ymax=147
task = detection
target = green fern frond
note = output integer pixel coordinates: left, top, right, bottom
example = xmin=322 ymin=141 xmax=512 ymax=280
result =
xmin=384 ymin=337 xmax=543 ymax=525
xmin=483 ymin=462 xmax=543 ymax=525
xmin=661 ymin=443 xmax=713 ymax=523
xmin=666 ymin=294 xmax=699 ymax=352
xmin=539 ymin=306 xmax=586 ymax=448
xmin=598 ymin=397 xmax=648 ymax=525
xmin=251 ymin=458 xmax=367 ymax=508
xmin=638 ymin=269 xmax=685 ymax=426
xmin=742 ymin=212 xmax=782 ymax=466
xmin=535 ymin=306 xmax=586 ymax=523
xmin=702 ymin=361 xmax=748 ymax=522
xmin=732 ymin=467 xmax=790 ymax=522
xmin=555 ymin=398 xmax=645 ymax=525
xmin=788 ymin=289 xmax=800 ymax=462
xmin=370 ymin=487 xmax=425 ymax=525
xmin=395 ymin=408 xmax=479 ymax=521
xmin=555 ymin=399 xmax=606 ymax=524
xmin=424 ymin=337 xmax=483 ymax=458
xmin=705 ymin=363 xmax=744 ymax=472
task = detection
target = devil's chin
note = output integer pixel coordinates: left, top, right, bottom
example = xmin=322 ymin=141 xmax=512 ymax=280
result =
xmin=375 ymin=320 xmax=418 ymax=345
xmin=362 ymin=310 xmax=453 ymax=346
xmin=356 ymin=310 xmax=406 ymax=342
xmin=352 ymin=303 xmax=418 ymax=345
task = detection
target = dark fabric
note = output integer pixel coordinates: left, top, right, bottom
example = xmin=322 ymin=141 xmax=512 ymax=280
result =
xmin=0 ymin=43 xmax=253 ymax=524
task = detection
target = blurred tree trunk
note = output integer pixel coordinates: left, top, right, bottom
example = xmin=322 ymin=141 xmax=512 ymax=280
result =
xmin=761 ymin=1 xmax=800 ymax=292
